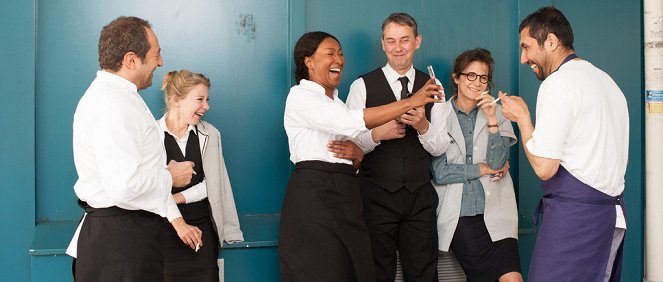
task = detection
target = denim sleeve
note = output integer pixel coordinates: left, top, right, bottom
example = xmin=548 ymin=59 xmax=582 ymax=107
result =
xmin=431 ymin=153 xmax=481 ymax=185
xmin=486 ymin=133 xmax=511 ymax=169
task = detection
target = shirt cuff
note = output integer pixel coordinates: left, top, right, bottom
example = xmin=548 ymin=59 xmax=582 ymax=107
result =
xmin=224 ymin=229 xmax=245 ymax=243
xmin=466 ymin=164 xmax=481 ymax=181
xmin=165 ymin=195 xmax=182 ymax=222
xmin=180 ymin=180 xmax=207 ymax=204
xmin=356 ymin=129 xmax=379 ymax=153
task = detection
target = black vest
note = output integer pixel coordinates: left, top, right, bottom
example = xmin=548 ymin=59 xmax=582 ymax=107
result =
xmin=164 ymin=127 xmax=210 ymax=221
xmin=360 ymin=68 xmax=433 ymax=192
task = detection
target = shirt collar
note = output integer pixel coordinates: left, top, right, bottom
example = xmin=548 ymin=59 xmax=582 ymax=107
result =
xmin=96 ymin=70 xmax=138 ymax=93
xmin=382 ymin=64 xmax=415 ymax=85
xmin=298 ymin=79 xmax=339 ymax=99
xmin=158 ymin=114 xmax=197 ymax=137
xmin=450 ymin=96 xmax=478 ymax=116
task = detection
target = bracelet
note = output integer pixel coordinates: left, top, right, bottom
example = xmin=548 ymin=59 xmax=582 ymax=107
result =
xmin=487 ymin=124 xmax=498 ymax=128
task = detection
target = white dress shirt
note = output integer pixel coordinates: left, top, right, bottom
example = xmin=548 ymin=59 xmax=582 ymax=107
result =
xmin=346 ymin=64 xmax=449 ymax=156
xmin=526 ymin=60 xmax=629 ymax=228
xmin=284 ymin=79 xmax=368 ymax=164
xmin=158 ymin=116 xmax=208 ymax=204
xmin=68 ymin=71 xmax=181 ymax=257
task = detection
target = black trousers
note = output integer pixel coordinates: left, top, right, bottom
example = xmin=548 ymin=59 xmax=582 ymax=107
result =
xmin=74 ymin=206 xmax=165 ymax=282
xmin=279 ymin=161 xmax=376 ymax=282
xmin=361 ymin=181 xmax=439 ymax=282
xmin=164 ymin=216 xmax=219 ymax=282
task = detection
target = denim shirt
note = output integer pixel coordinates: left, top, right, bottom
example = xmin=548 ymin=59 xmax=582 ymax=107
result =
xmin=435 ymin=99 xmax=510 ymax=216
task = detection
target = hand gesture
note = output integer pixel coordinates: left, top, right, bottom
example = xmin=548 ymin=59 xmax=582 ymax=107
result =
xmin=171 ymin=217 xmax=203 ymax=251
xmin=499 ymin=92 xmax=530 ymax=123
xmin=476 ymin=91 xmax=498 ymax=118
xmin=328 ymin=140 xmax=364 ymax=169
xmin=372 ymin=119 xmax=406 ymax=142
xmin=400 ymin=107 xmax=429 ymax=134
xmin=168 ymin=160 xmax=194 ymax=187
xmin=408 ymin=78 xmax=444 ymax=108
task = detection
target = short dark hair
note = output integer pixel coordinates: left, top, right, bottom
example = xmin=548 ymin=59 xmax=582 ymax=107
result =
xmin=449 ymin=48 xmax=495 ymax=96
xmin=293 ymin=31 xmax=340 ymax=83
xmin=382 ymin=13 xmax=418 ymax=37
xmin=98 ymin=16 xmax=152 ymax=71
xmin=519 ymin=6 xmax=574 ymax=50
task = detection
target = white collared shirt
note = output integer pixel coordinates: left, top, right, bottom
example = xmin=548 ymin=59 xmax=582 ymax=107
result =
xmin=158 ymin=116 xmax=208 ymax=204
xmin=346 ymin=64 xmax=449 ymax=156
xmin=68 ymin=71 xmax=181 ymax=257
xmin=72 ymin=70 xmax=180 ymax=220
xmin=284 ymin=79 xmax=368 ymax=164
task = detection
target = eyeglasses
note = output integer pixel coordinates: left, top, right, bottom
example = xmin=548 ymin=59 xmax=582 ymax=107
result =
xmin=459 ymin=72 xmax=489 ymax=84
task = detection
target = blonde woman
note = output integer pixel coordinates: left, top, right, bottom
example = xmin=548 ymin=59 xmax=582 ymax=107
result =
xmin=160 ymin=70 xmax=244 ymax=281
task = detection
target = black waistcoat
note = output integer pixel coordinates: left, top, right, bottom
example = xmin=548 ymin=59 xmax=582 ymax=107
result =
xmin=164 ymin=127 xmax=210 ymax=221
xmin=360 ymin=68 xmax=433 ymax=192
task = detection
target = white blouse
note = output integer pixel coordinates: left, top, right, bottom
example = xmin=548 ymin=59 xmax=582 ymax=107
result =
xmin=284 ymin=79 xmax=368 ymax=165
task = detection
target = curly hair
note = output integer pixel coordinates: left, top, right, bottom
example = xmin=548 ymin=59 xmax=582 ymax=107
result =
xmin=98 ymin=16 xmax=152 ymax=71
xmin=293 ymin=31 xmax=340 ymax=84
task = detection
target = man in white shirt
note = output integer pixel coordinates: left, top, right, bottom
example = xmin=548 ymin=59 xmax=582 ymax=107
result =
xmin=69 ymin=16 xmax=201 ymax=281
xmin=346 ymin=13 xmax=449 ymax=281
xmin=500 ymin=7 xmax=629 ymax=282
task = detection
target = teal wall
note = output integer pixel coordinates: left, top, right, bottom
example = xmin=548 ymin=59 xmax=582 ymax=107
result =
xmin=0 ymin=1 xmax=36 ymax=280
xmin=0 ymin=0 xmax=644 ymax=280
xmin=35 ymin=0 xmax=292 ymax=221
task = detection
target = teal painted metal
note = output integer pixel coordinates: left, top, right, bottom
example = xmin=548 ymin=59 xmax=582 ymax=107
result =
xmin=35 ymin=0 xmax=292 ymax=221
xmin=0 ymin=1 xmax=36 ymax=281
xmin=31 ymin=255 xmax=73 ymax=282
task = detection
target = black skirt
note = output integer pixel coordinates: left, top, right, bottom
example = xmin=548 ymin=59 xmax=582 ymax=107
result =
xmin=279 ymin=161 xmax=376 ymax=282
xmin=164 ymin=216 xmax=219 ymax=282
xmin=450 ymin=215 xmax=521 ymax=282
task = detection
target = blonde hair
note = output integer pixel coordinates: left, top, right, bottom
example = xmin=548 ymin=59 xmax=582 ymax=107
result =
xmin=161 ymin=70 xmax=211 ymax=108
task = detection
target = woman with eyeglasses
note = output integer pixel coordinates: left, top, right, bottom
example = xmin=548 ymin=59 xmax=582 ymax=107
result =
xmin=431 ymin=48 xmax=522 ymax=282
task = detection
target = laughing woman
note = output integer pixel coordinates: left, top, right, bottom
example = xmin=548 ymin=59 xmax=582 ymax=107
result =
xmin=280 ymin=31 xmax=442 ymax=282
xmin=160 ymin=70 xmax=244 ymax=281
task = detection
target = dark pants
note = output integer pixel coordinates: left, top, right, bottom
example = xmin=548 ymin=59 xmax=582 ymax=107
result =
xmin=361 ymin=181 xmax=439 ymax=282
xmin=75 ymin=206 xmax=165 ymax=282
xmin=164 ymin=217 xmax=219 ymax=282
xmin=279 ymin=161 xmax=376 ymax=282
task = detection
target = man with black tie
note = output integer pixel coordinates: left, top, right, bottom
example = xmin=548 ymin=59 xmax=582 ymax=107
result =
xmin=346 ymin=12 xmax=450 ymax=282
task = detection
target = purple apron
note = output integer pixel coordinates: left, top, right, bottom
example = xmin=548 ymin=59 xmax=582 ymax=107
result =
xmin=528 ymin=166 xmax=625 ymax=282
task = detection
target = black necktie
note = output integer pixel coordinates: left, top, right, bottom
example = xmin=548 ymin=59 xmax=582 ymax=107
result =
xmin=398 ymin=76 xmax=409 ymax=100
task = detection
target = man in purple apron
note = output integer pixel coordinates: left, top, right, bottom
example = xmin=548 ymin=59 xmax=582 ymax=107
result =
xmin=499 ymin=6 xmax=629 ymax=282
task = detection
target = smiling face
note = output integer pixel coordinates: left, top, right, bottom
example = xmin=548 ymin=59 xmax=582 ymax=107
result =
xmin=171 ymin=84 xmax=210 ymax=125
xmin=453 ymin=61 xmax=490 ymax=105
xmin=519 ymin=27 xmax=551 ymax=81
xmin=381 ymin=22 xmax=421 ymax=75
xmin=134 ymin=28 xmax=164 ymax=90
xmin=305 ymin=37 xmax=344 ymax=96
